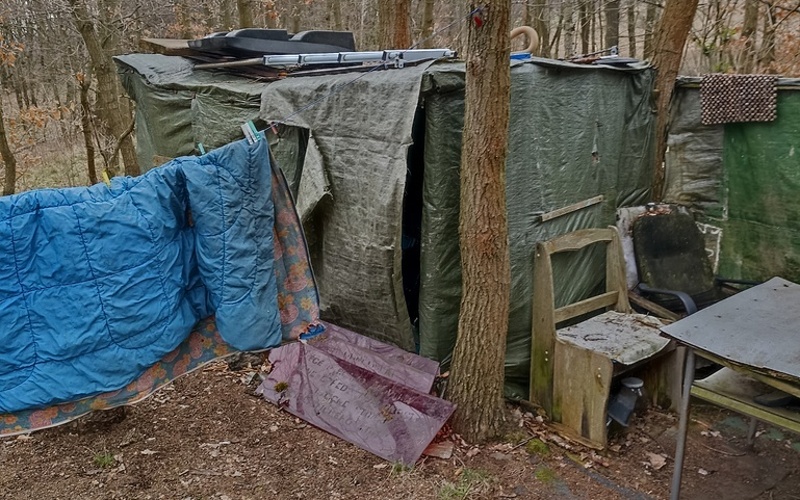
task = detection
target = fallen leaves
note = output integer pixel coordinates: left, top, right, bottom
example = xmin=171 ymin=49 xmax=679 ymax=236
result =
xmin=645 ymin=452 xmax=667 ymax=470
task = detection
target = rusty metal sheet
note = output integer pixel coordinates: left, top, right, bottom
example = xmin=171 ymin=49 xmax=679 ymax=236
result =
xmin=661 ymin=277 xmax=800 ymax=379
xmin=257 ymin=341 xmax=455 ymax=465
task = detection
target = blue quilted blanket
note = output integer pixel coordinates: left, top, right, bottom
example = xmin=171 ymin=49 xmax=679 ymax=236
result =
xmin=0 ymin=140 xmax=281 ymax=413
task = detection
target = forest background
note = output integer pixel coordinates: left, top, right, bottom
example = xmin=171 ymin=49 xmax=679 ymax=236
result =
xmin=0 ymin=0 xmax=798 ymax=194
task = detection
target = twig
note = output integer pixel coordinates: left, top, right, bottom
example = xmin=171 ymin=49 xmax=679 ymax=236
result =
xmin=510 ymin=434 xmax=537 ymax=451
xmin=694 ymin=439 xmax=746 ymax=457
xmin=109 ymin=115 xmax=135 ymax=170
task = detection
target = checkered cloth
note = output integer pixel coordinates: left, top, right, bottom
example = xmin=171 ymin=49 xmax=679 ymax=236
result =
xmin=700 ymin=74 xmax=777 ymax=125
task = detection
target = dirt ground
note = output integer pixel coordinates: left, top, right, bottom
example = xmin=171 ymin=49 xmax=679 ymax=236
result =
xmin=2 ymin=361 xmax=799 ymax=500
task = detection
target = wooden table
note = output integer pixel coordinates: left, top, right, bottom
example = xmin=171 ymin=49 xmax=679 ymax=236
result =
xmin=660 ymin=277 xmax=800 ymax=500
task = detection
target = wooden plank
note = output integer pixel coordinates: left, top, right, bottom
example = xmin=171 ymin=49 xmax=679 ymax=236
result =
xmin=691 ymin=386 xmax=800 ymax=435
xmin=540 ymin=195 xmax=604 ymax=222
xmin=606 ymin=226 xmax=632 ymax=313
xmin=629 ymin=292 xmax=680 ymax=322
xmin=554 ymin=291 xmax=618 ymax=323
xmin=553 ymin=343 xmax=613 ymax=449
xmin=139 ymin=38 xmax=195 ymax=56
xmin=531 ymin=241 xmax=557 ymax=411
xmin=549 ymin=422 xmax=604 ymax=450
xmin=638 ymin=344 xmax=684 ymax=411
xmin=545 ymin=228 xmax=613 ymax=254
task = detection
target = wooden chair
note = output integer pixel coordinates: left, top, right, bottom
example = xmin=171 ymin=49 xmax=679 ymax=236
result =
xmin=530 ymin=226 xmax=680 ymax=448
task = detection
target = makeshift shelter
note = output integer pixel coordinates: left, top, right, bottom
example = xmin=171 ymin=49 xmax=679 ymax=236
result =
xmin=115 ymin=54 xmax=657 ymax=398
xmin=664 ymin=77 xmax=800 ymax=284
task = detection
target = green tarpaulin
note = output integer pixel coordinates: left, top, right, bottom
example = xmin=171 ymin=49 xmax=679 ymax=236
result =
xmin=418 ymin=60 xmax=655 ymax=397
xmin=664 ymin=79 xmax=800 ymax=284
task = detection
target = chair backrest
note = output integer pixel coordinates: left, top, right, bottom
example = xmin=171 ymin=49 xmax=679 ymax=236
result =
xmin=530 ymin=226 xmax=630 ymax=405
xmin=632 ymin=211 xmax=715 ymax=297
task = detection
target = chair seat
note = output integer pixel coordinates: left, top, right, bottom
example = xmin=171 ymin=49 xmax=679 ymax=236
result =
xmin=556 ymin=311 xmax=670 ymax=365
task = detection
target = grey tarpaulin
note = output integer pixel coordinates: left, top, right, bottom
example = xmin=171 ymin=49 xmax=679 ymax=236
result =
xmin=258 ymin=63 xmax=436 ymax=351
xmin=663 ymin=85 xmax=725 ymax=216
xmin=117 ymin=54 xmax=264 ymax=168
xmin=418 ymin=59 xmax=656 ymax=397
xmin=115 ymin=55 xmax=656 ymax=397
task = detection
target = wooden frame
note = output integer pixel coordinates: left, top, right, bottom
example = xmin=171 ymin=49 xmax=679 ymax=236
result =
xmin=531 ymin=227 xmax=630 ymax=413
xmin=530 ymin=226 xmax=676 ymax=448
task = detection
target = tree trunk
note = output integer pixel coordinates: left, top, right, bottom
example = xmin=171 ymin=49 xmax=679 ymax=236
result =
xmin=650 ymin=0 xmax=699 ymax=200
xmin=290 ymin=4 xmax=301 ymax=34
xmin=579 ymin=0 xmax=590 ymax=55
xmin=420 ymin=0 xmax=436 ymax=48
xmin=527 ymin=0 xmax=550 ymax=57
xmin=643 ymin=0 xmax=658 ymax=58
xmin=563 ymin=0 xmax=576 ymax=56
xmin=627 ymin=0 xmax=637 ymax=57
xmin=330 ymin=0 xmax=344 ymax=31
xmin=757 ymin=2 xmax=776 ymax=72
xmin=176 ymin=0 xmax=193 ymax=39
xmin=393 ymin=0 xmax=412 ymax=48
xmin=237 ymin=0 xmax=254 ymax=27
xmin=220 ymin=0 xmax=234 ymax=30
xmin=739 ymin=0 xmax=758 ymax=73
xmin=77 ymin=73 xmax=98 ymax=185
xmin=68 ymin=0 xmax=139 ymax=177
xmin=378 ymin=1 xmax=393 ymax=48
xmin=0 ymin=94 xmax=16 ymax=196
xmin=604 ymin=0 xmax=620 ymax=49
xmin=448 ymin=0 xmax=512 ymax=444
xmin=378 ymin=0 xmax=412 ymax=49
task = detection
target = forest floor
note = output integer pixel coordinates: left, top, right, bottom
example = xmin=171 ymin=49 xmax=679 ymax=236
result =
xmin=2 ymin=360 xmax=799 ymax=500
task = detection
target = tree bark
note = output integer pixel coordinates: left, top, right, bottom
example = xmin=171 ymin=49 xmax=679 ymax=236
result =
xmin=448 ymin=0 xmax=511 ymax=444
xmin=379 ymin=0 xmax=412 ymax=49
xmin=77 ymin=73 xmax=98 ymax=185
xmin=758 ymin=2 xmax=776 ymax=72
xmin=393 ymin=0 xmax=412 ymax=48
xmin=420 ymin=0 xmax=436 ymax=48
xmin=604 ymin=0 xmax=620 ymax=49
xmin=237 ymin=0 xmax=254 ymax=27
xmin=220 ymin=0 xmax=234 ymax=30
xmin=644 ymin=0 xmax=658 ymax=58
xmin=650 ymin=0 xmax=699 ymax=200
xmin=579 ymin=0 xmax=590 ymax=55
xmin=526 ymin=0 xmax=550 ymax=57
xmin=176 ymin=0 xmax=193 ymax=39
xmin=330 ymin=0 xmax=344 ymax=31
xmin=739 ymin=0 xmax=758 ymax=72
xmin=0 ymin=93 xmax=16 ymax=196
xmin=627 ymin=0 xmax=637 ymax=57
xmin=563 ymin=0 xmax=576 ymax=56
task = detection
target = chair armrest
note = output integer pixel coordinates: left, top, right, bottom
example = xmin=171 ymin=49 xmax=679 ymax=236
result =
xmin=637 ymin=283 xmax=699 ymax=315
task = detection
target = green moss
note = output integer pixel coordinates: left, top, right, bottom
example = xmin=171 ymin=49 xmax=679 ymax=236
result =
xmin=534 ymin=466 xmax=556 ymax=483
xmin=525 ymin=438 xmax=550 ymax=456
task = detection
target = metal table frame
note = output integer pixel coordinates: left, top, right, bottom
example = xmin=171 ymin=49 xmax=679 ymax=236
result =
xmin=661 ymin=277 xmax=800 ymax=500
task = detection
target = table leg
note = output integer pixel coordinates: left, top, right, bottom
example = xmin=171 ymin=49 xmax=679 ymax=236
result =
xmin=746 ymin=417 xmax=758 ymax=449
xmin=670 ymin=349 xmax=696 ymax=500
